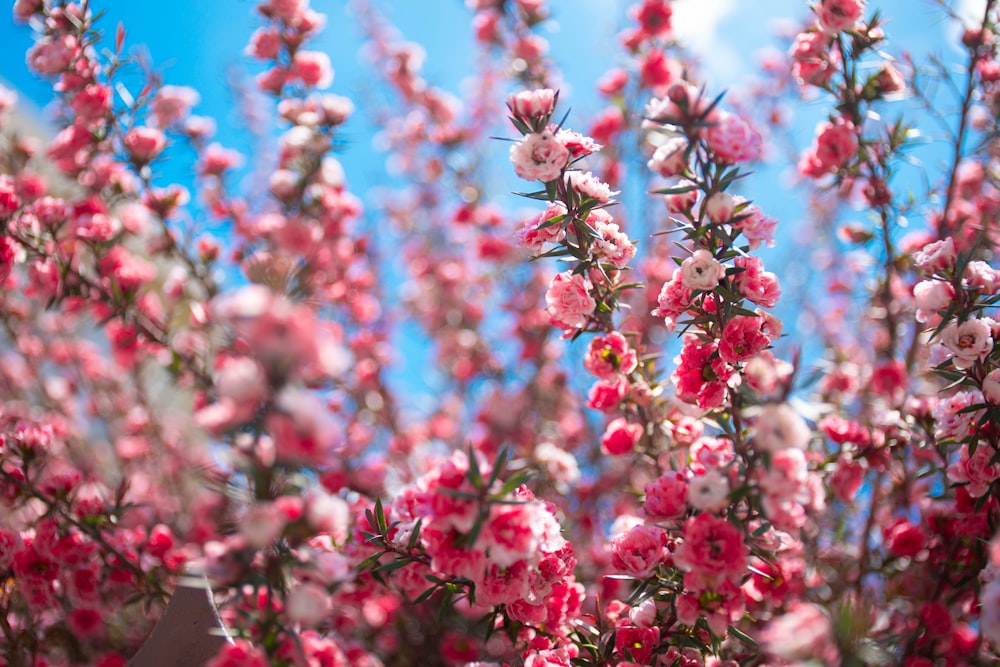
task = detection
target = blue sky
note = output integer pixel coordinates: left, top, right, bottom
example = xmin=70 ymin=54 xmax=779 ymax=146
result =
xmin=0 ymin=0 xmax=982 ymax=406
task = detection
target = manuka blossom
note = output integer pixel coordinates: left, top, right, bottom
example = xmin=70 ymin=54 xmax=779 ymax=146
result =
xmin=510 ymin=130 xmax=569 ymax=182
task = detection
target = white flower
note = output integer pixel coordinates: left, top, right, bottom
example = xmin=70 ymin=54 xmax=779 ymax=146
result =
xmin=754 ymin=404 xmax=810 ymax=452
xmin=687 ymin=469 xmax=730 ymax=513
xmin=680 ymin=249 xmax=725 ymax=291
xmin=941 ymin=319 xmax=993 ymax=370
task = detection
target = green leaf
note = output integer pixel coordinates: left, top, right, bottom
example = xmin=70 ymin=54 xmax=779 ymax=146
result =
xmin=728 ymin=624 xmax=758 ymax=647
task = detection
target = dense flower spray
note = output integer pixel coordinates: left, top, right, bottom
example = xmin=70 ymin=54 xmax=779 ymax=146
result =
xmin=0 ymin=0 xmax=999 ymax=665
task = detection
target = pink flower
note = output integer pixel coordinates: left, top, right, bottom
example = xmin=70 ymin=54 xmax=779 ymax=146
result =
xmin=557 ymin=128 xmax=603 ymax=158
xmin=615 ymin=625 xmax=660 ymax=664
xmin=704 ymin=191 xmax=735 ymax=223
xmin=123 ymin=127 xmax=167 ymax=164
xmin=516 ymin=202 xmax=567 ymax=251
xmin=611 ymin=524 xmax=667 ymax=577
xmin=634 ymin=0 xmax=673 ymax=38
xmin=940 ymin=318 xmax=993 ymax=370
xmin=876 ymin=63 xmax=905 ymax=94
xmin=291 ymin=50 xmax=334 ymax=89
xmin=151 ymin=85 xmax=200 ymax=127
xmin=26 ymin=35 xmax=76 ymax=74
xmin=815 ymin=0 xmax=866 ymax=34
xmin=913 ymin=237 xmax=956 ymax=274
xmin=565 ymin=170 xmax=615 ymax=202
xmin=545 ymin=271 xmax=595 ymax=332
xmin=982 ymin=578 xmax=1000 ymax=649
xmin=718 ymin=315 xmax=770 ymax=364
xmin=510 ymin=130 xmax=569 ymax=182
xmin=206 ymin=641 xmax=269 ymax=667
xmin=647 ymin=136 xmax=688 ymax=177
xmin=673 ymin=513 xmax=747 ymax=583
xmin=507 ymin=88 xmax=556 ymax=122
xmin=883 ymin=519 xmax=926 ymax=558
xmin=761 ymin=603 xmax=839 ymax=663
xmin=687 ymin=469 xmax=730 ymax=513
xmin=584 ymin=332 xmax=638 ymax=379
xmin=601 ymin=417 xmax=643 ymax=455
xmin=591 ymin=217 xmax=635 ymax=269
xmin=790 ymin=30 xmax=837 ymax=86
xmin=984 ymin=369 xmax=1000 ymax=404
xmin=480 ymin=503 xmax=546 ymax=567
xmin=246 ymin=26 xmax=282 ymax=59
xmin=672 ymin=336 xmax=740 ymax=409
xmin=705 ymin=112 xmax=761 ymax=163
xmin=753 ymin=404 xmax=810 ymax=452
xmin=733 ymin=255 xmax=781 ymax=308
xmin=913 ymin=279 xmax=955 ymax=322
xmin=680 ymin=249 xmax=724 ymax=291
xmin=810 ymin=117 xmax=858 ymax=173
xmin=286 ymin=582 xmax=332 ymax=626
xmin=0 ymin=176 xmax=19 ymax=217
xmin=664 ymin=177 xmax=699 ymax=212
xmin=643 ymin=471 xmax=688 ymax=519
xmin=964 ymin=260 xmax=1000 ymax=293
xmin=947 ymin=443 xmax=1000 ymax=497
xmin=199 ymin=143 xmax=243 ymax=176
xmin=653 ymin=268 xmax=692 ymax=329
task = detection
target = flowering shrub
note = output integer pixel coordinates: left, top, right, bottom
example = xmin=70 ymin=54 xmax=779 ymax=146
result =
xmin=1 ymin=0 xmax=1000 ymax=666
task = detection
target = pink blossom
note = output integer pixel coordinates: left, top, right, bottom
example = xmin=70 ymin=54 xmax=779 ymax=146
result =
xmin=718 ymin=315 xmax=770 ymax=364
xmin=705 ymin=112 xmax=761 ymax=163
xmin=565 ymin=170 xmax=615 ymax=202
xmin=26 ymin=35 xmax=76 ymax=74
xmin=611 ymin=524 xmax=667 ymax=577
xmin=151 ymin=85 xmax=200 ymax=127
xmin=545 ymin=271 xmax=595 ymax=332
xmin=123 ymin=127 xmax=167 ymax=164
xmin=672 ymin=336 xmax=740 ymax=409
xmin=633 ymin=0 xmax=673 ymax=38
xmin=653 ymin=268 xmax=692 ymax=329
xmin=687 ymin=469 xmax=730 ymax=513
xmin=588 ymin=376 xmax=628 ymax=412
xmin=510 ymin=130 xmax=570 ymax=182
xmin=876 ymin=63 xmax=905 ymax=94
xmin=964 ymin=260 xmax=1000 ymax=293
xmin=584 ymin=332 xmax=638 ymax=379
xmin=680 ymin=249 xmax=725 ymax=291
xmin=912 ymin=237 xmax=956 ymax=274
xmin=647 ymin=136 xmax=688 ymax=177
xmin=558 ymin=128 xmax=603 ymax=158
xmin=291 ymin=50 xmax=334 ymax=88
xmin=673 ymin=513 xmax=747 ymax=584
xmin=913 ymin=279 xmax=955 ymax=322
xmin=591 ymin=217 xmax=635 ymax=269
xmin=704 ymin=191 xmax=735 ymax=223
xmin=753 ymin=404 xmax=810 ymax=452
xmin=808 ymin=117 xmax=858 ymax=173
xmin=984 ymin=369 xmax=1000 ymax=404
xmin=815 ymin=0 xmax=866 ymax=34
xmin=246 ymin=26 xmax=282 ymax=59
xmin=507 ymin=88 xmax=556 ymax=122
xmin=947 ymin=443 xmax=1000 ymax=497
xmin=662 ymin=177 xmax=699 ymax=212
xmin=643 ymin=471 xmax=688 ymax=519
xmin=614 ymin=625 xmax=660 ymax=664
xmin=761 ymin=603 xmax=839 ymax=663
xmin=940 ymin=318 xmax=993 ymax=370
xmin=206 ymin=641 xmax=269 ymax=667
xmin=601 ymin=417 xmax=643 ymax=455
xmin=733 ymin=255 xmax=781 ymax=308
xmin=516 ymin=202 xmax=567 ymax=251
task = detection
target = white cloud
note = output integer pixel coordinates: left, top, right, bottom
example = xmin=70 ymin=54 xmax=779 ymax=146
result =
xmin=672 ymin=0 xmax=741 ymax=85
